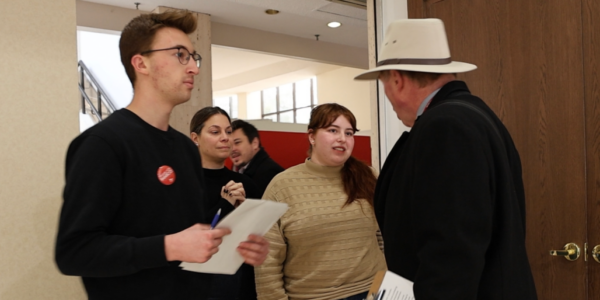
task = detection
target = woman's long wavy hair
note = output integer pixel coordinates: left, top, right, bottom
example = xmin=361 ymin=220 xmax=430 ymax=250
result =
xmin=308 ymin=103 xmax=377 ymax=207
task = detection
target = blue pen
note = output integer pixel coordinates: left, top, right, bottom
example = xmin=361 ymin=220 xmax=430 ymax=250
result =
xmin=210 ymin=208 xmax=221 ymax=229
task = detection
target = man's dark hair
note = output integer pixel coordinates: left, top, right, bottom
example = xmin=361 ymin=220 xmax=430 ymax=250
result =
xmin=231 ymin=119 xmax=261 ymax=148
xmin=119 ymin=10 xmax=197 ymax=87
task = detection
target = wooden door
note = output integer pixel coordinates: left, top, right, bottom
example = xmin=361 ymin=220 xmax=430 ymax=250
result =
xmin=408 ymin=0 xmax=596 ymax=298
xmin=584 ymin=0 xmax=600 ymax=298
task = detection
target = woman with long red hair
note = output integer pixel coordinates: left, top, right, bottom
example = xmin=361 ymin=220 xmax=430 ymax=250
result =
xmin=255 ymin=103 xmax=386 ymax=300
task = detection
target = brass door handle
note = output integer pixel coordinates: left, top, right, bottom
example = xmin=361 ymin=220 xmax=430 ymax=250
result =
xmin=591 ymin=245 xmax=600 ymax=263
xmin=549 ymin=243 xmax=580 ymax=261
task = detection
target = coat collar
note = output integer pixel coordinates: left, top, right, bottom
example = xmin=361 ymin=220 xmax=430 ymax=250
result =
xmin=427 ymin=80 xmax=471 ymax=110
xmin=414 ymin=80 xmax=471 ymax=124
xmin=243 ymin=148 xmax=270 ymax=174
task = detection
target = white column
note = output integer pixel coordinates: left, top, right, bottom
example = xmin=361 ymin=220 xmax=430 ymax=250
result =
xmin=371 ymin=0 xmax=409 ymax=168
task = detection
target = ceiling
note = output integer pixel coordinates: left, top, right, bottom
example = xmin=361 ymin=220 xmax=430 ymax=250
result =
xmin=85 ymin=0 xmax=367 ymax=48
xmin=83 ymin=0 xmax=368 ymax=96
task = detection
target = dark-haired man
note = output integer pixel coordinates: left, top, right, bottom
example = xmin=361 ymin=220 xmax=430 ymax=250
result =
xmin=230 ymin=119 xmax=284 ymax=195
xmin=55 ymin=11 xmax=269 ymax=299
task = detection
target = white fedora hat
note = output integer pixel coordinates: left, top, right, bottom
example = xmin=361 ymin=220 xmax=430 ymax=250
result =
xmin=355 ymin=18 xmax=476 ymax=80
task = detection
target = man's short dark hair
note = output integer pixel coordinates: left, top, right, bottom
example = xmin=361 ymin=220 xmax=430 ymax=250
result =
xmin=119 ymin=10 xmax=197 ymax=87
xmin=231 ymin=119 xmax=261 ymax=148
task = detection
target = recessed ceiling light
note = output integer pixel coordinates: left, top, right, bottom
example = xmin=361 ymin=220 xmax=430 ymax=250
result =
xmin=327 ymin=21 xmax=342 ymax=28
xmin=265 ymin=9 xmax=280 ymax=15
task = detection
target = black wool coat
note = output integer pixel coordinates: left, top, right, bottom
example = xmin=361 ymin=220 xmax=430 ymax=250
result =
xmin=374 ymin=81 xmax=537 ymax=300
xmin=243 ymin=148 xmax=285 ymax=196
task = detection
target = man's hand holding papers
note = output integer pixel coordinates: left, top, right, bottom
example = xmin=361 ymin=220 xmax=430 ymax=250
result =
xmin=180 ymin=199 xmax=288 ymax=274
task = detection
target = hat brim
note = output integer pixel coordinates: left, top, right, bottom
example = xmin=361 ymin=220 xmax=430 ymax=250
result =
xmin=354 ymin=61 xmax=477 ymax=80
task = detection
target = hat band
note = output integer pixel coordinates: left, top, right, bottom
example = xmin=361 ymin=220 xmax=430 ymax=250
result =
xmin=377 ymin=57 xmax=452 ymax=67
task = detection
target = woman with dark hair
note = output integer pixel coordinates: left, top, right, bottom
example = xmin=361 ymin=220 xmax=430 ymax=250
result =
xmin=189 ymin=106 xmax=262 ymax=300
xmin=254 ymin=103 xmax=386 ymax=300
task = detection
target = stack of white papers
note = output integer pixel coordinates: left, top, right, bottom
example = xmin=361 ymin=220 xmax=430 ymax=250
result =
xmin=367 ymin=270 xmax=415 ymax=300
xmin=180 ymin=199 xmax=288 ymax=275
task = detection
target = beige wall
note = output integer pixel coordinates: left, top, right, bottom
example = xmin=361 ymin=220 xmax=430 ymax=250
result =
xmin=317 ymin=67 xmax=372 ymax=131
xmin=0 ymin=0 xmax=85 ymax=299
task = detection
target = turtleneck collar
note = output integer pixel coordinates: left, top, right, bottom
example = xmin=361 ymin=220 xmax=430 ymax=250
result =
xmin=305 ymin=158 xmax=343 ymax=178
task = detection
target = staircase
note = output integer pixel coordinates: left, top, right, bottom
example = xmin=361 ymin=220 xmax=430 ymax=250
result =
xmin=78 ymin=60 xmax=117 ymax=124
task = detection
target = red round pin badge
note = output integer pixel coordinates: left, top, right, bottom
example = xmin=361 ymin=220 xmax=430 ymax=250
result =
xmin=157 ymin=165 xmax=176 ymax=185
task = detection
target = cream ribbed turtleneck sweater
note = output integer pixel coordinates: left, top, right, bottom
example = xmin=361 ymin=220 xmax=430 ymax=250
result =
xmin=255 ymin=159 xmax=387 ymax=300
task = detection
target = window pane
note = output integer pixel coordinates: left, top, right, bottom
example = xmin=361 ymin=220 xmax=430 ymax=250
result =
xmin=280 ymin=111 xmax=294 ymax=123
xmin=230 ymin=95 xmax=238 ymax=119
xmin=247 ymin=91 xmax=261 ymax=119
xmin=296 ymin=107 xmax=312 ymax=124
xmin=263 ymin=114 xmax=277 ymax=122
xmin=263 ymin=88 xmax=277 ymax=114
xmin=295 ymin=78 xmax=312 ymax=108
xmin=213 ymin=96 xmax=230 ymax=113
xmin=279 ymin=83 xmax=294 ymax=111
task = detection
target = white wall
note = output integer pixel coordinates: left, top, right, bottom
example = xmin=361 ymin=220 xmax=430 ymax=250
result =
xmin=317 ymin=67 xmax=371 ymax=131
xmin=375 ymin=0 xmax=409 ymax=164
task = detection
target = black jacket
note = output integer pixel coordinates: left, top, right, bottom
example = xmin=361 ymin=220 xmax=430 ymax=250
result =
xmin=374 ymin=81 xmax=537 ymax=299
xmin=243 ymin=148 xmax=284 ymax=196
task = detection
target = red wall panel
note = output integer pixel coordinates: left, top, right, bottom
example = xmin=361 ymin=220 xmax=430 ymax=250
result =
xmin=226 ymin=131 xmax=371 ymax=169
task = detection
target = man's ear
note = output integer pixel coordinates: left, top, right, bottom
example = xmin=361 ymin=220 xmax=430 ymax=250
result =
xmin=389 ymin=70 xmax=406 ymax=93
xmin=251 ymin=137 xmax=260 ymax=151
xmin=131 ymin=54 xmax=149 ymax=76
xmin=390 ymin=70 xmax=402 ymax=85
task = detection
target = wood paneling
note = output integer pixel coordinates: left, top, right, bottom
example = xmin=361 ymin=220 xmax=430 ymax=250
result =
xmin=584 ymin=0 xmax=600 ymax=297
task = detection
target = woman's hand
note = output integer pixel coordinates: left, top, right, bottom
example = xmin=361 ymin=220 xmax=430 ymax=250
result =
xmin=221 ymin=180 xmax=246 ymax=207
xmin=237 ymin=234 xmax=270 ymax=266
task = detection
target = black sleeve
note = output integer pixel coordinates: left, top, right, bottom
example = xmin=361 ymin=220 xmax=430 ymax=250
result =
xmin=241 ymin=175 xmax=262 ymax=200
xmin=206 ymin=198 xmax=235 ymax=222
xmin=253 ymin=163 xmax=284 ymax=196
xmin=202 ymin=172 xmax=235 ymax=220
xmin=55 ymin=135 xmax=168 ymax=277
xmin=411 ymin=115 xmax=492 ymax=299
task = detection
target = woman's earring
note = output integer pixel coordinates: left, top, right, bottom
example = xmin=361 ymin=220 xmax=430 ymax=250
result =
xmin=195 ymin=142 xmax=198 ymax=146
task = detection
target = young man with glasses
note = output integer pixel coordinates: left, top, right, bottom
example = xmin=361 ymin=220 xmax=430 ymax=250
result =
xmin=55 ymin=11 xmax=269 ymax=299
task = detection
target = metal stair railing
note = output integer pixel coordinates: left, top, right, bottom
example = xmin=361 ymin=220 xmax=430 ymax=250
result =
xmin=78 ymin=60 xmax=117 ymax=123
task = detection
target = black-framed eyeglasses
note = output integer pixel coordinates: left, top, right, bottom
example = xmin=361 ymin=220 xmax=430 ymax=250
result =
xmin=140 ymin=46 xmax=202 ymax=68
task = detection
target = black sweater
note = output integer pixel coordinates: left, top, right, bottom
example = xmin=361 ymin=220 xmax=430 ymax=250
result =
xmin=203 ymin=167 xmax=260 ymax=299
xmin=55 ymin=109 xmax=231 ymax=299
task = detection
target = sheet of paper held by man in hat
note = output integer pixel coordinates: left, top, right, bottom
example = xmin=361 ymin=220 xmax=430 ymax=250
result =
xmin=366 ymin=270 xmax=415 ymax=300
xmin=180 ymin=199 xmax=288 ymax=275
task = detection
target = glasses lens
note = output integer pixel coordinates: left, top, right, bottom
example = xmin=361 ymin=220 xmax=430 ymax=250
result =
xmin=178 ymin=48 xmax=190 ymax=65
xmin=194 ymin=53 xmax=202 ymax=68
